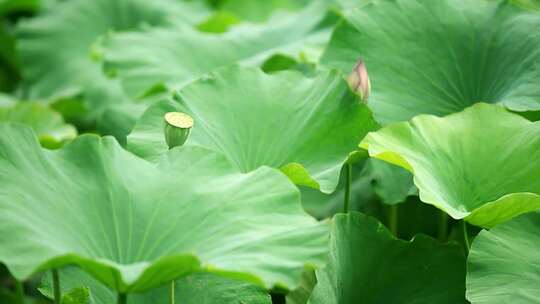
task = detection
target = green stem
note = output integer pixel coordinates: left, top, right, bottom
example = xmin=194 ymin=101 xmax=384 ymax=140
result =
xmin=169 ymin=281 xmax=175 ymax=304
xmin=343 ymin=163 xmax=352 ymax=213
xmin=462 ymin=220 xmax=470 ymax=254
xmin=52 ymin=269 xmax=61 ymax=304
xmin=118 ymin=293 xmax=127 ymax=304
xmin=15 ymin=279 xmax=25 ymax=304
xmin=438 ymin=211 xmax=448 ymax=241
xmin=388 ymin=204 xmax=398 ymax=237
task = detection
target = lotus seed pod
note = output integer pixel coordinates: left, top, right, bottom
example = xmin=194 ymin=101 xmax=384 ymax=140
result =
xmin=347 ymin=59 xmax=371 ymax=103
xmin=164 ymin=112 xmax=194 ymax=149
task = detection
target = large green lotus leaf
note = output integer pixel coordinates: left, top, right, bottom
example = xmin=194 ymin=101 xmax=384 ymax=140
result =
xmin=360 ymin=103 xmax=540 ymax=227
xmin=40 ymin=266 xmax=271 ymax=304
xmin=308 ymin=212 xmax=466 ymax=304
xmin=467 ymin=212 xmax=540 ymax=303
xmin=0 ymin=101 xmax=76 ymax=148
xmin=0 ymin=123 xmax=328 ymax=292
xmin=16 ymin=0 xmax=210 ymax=137
xmin=128 ymin=66 xmax=378 ymax=193
xmin=322 ymin=0 xmax=540 ymax=124
xmin=102 ymin=2 xmax=331 ymax=98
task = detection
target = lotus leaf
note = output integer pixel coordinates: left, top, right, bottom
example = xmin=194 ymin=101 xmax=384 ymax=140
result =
xmin=323 ymin=0 xmax=540 ymax=124
xmin=361 ymin=103 xmax=540 ymax=227
xmin=467 ymin=211 xmax=540 ymax=303
xmin=308 ymin=212 xmax=466 ymax=304
xmin=0 ymin=123 xmax=328 ymax=293
xmin=128 ymin=66 xmax=378 ymax=193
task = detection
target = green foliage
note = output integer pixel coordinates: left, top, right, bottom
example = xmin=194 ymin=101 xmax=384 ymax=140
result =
xmin=323 ymin=0 xmax=540 ymax=124
xmin=40 ymin=267 xmax=271 ymax=304
xmin=467 ymin=212 xmax=540 ymax=303
xmin=0 ymin=101 xmax=76 ymax=148
xmin=361 ymin=103 xmax=540 ymax=227
xmin=61 ymin=287 xmax=90 ymax=304
xmin=0 ymin=123 xmax=327 ymax=292
xmin=128 ymin=66 xmax=378 ymax=193
xmin=16 ymin=0 xmax=211 ymax=139
xmin=0 ymin=0 xmax=539 ymax=303
xmin=102 ymin=2 xmax=331 ymax=98
xmin=309 ymin=212 xmax=466 ymax=304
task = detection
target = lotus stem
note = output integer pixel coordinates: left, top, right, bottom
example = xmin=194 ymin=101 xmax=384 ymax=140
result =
xmin=169 ymin=280 xmax=175 ymax=304
xmin=388 ymin=204 xmax=398 ymax=237
xmin=164 ymin=112 xmax=194 ymax=149
xmin=15 ymin=279 xmax=25 ymax=304
xmin=118 ymin=293 xmax=127 ymax=304
xmin=437 ymin=211 xmax=448 ymax=241
xmin=52 ymin=269 xmax=61 ymax=304
xmin=343 ymin=163 xmax=352 ymax=213
xmin=462 ymin=220 xmax=470 ymax=254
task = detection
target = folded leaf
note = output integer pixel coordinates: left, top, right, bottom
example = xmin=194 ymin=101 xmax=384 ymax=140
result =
xmin=361 ymin=103 xmax=540 ymax=227
xmin=0 ymin=123 xmax=328 ymax=293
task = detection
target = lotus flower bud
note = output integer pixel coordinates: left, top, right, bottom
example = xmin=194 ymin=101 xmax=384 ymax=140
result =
xmin=347 ymin=59 xmax=371 ymax=103
xmin=164 ymin=112 xmax=193 ymax=149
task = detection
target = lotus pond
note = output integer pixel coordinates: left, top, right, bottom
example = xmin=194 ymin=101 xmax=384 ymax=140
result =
xmin=0 ymin=0 xmax=539 ymax=303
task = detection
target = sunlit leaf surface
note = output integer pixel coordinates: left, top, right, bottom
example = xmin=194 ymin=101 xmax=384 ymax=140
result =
xmin=128 ymin=66 xmax=378 ymax=193
xmin=361 ymin=103 xmax=540 ymax=227
xmin=0 ymin=123 xmax=328 ymax=292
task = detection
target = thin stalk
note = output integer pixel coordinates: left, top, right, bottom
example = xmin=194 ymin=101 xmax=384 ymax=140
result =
xmin=437 ymin=211 xmax=448 ymax=241
xmin=462 ymin=220 xmax=470 ymax=254
xmin=52 ymin=269 xmax=61 ymax=304
xmin=15 ymin=280 xmax=25 ymax=304
xmin=117 ymin=293 xmax=127 ymax=304
xmin=343 ymin=163 xmax=352 ymax=213
xmin=169 ymin=281 xmax=175 ymax=304
xmin=388 ymin=204 xmax=398 ymax=237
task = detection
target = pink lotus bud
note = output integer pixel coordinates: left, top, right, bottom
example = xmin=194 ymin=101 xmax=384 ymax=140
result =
xmin=347 ymin=59 xmax=371 ymax=103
